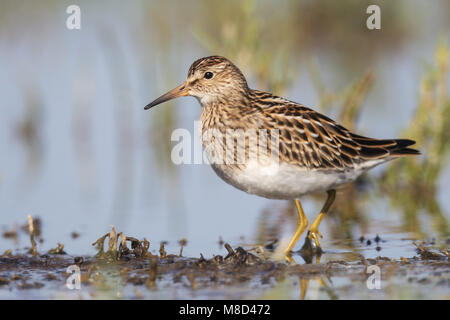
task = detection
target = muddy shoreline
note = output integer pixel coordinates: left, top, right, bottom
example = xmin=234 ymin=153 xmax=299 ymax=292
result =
xmin=1 ymin=225 xmax=448 ymax=299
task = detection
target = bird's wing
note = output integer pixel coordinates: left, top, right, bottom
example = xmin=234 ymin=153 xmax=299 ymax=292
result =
xmin=252 ymin=91 xmax=419 ymax=170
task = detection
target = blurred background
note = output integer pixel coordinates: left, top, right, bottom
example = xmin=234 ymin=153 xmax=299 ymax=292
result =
xmin=0 ymin=0 xmax=449 ymax=258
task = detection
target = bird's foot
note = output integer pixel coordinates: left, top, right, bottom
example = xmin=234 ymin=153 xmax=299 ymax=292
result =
xmin=307 ymin=229 xmax=322 ymax=248
xmin=284 ymin=251 xmax=295 ymax=263
xmin=300 ymin=230 xmax=323 ymax=255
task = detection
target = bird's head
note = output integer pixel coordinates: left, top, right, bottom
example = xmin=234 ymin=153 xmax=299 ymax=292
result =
xmin=145 ymin=56 xmax=248 ymax=110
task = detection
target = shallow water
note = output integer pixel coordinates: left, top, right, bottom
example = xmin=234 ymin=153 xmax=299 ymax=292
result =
xmin=0 ymin=227 xmax=448 ymax=299
xmin=0 ymin=1 xmax=449 ymax=299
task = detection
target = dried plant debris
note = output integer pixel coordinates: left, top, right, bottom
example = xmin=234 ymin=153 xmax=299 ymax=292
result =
xmin=159 ymin=242 xmax=167 ymax=259
xmin=223 ymin=243 xmax=261 ymax=265
xmin=48 ymin=243 xmax=66 ymax=255
xmin=92 ymin=226 xmax=152 ymax=261
xmin=414 ymin=242 xmax=448 ymax=260
xmin=27 ymin=215 xmax=38 ymax=256
xmin=178 ymin=238 xmax=187 ymax=257
xmin=0 ymin=223 xmax=448 ymax=298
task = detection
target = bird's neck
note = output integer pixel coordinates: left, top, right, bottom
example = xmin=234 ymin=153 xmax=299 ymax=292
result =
xmin=199 ymin=92 xmax=257 ymax=133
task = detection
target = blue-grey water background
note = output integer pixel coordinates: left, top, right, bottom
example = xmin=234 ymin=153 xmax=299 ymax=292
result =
xmin=0 ymin=0 xmax=449 ymax=261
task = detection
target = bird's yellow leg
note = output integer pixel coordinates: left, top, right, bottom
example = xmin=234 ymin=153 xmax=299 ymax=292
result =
xmin=285 ymin=200 xmax=308 ymax=260
xmin=307 ymin=190 xmax=336 ymax=248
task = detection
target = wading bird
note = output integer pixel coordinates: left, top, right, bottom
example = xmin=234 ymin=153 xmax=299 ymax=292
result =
xmin=145 ymin=56 xmax=419 ymax=261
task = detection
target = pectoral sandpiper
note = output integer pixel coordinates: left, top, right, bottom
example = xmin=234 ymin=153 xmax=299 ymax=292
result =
xmin=145 ymin=56 xmax=420 ymax=261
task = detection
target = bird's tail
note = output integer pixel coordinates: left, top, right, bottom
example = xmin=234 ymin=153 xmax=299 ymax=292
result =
xmin=388 ymin=139 xmax=421 ymax=156
xmin=350 ymin=134 xmax=421 ymax=159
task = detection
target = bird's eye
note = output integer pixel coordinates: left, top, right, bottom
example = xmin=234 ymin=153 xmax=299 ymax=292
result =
xmin=204 ymin=72 xmax=214 ymax=79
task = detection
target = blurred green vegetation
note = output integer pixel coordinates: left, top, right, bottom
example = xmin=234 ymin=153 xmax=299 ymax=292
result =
xmin=193 ymin=0 xmax=296 ymax=94
xmin=193 ymin=0 xmax=416 ymax=81
xmin=380 ymin=41 xmax=450 ymax=236
xmin=286 ymin=0 xmax=413 ymax=69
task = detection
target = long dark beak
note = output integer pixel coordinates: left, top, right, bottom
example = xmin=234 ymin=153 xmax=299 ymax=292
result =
xmin=144 ymin=82 xmax=189 ymax=110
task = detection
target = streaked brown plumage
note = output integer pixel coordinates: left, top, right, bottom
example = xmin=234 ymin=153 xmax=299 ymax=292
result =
xmin=145 ymin=55 xmax=420 ymax=260
xmin=251 ymin=89 xmax=418 ymax=170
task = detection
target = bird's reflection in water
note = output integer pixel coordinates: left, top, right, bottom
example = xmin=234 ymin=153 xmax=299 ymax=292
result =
xmin=293 ymin=239 xmax=337 ymax=300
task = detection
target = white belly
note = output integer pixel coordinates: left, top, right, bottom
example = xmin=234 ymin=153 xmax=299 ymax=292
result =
xmin=210 ymin=160 xmax=367 ymax=200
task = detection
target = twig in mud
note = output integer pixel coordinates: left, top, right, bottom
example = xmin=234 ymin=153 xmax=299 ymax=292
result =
xmin=119 ymin=232 xmax=127 ymax=248
xmin=224 ymin=243 xmax=234 ymax=255
xmin=27 ymin=215 xmax=37 ymax=256
xmin=178 ymin=238 xmax=187 ymax=257
xmin=92 ymin=233 xmax=109 ymax=255
xmin=118 ymin=232 xmax=130 ymax=257
xmin=414 ymin=242 xmax=447 ymax=260
xmin=141 ymin=238 xmax=150 ymax=252
xmin=126 ymin=236 xmax=140 ymax=249
xmin=48 ymin=243 xmax=66 ymax=255
xmin=159 ymin=242 xmax=167 ymax=259
xmin=130 ymin=237 xmax=151 ymax=258
xmin=91 ymin=227 xmax=119 ymax=260
xmin=108 ymin=226 xmax=118 ymax=252
xmin=222 ymin=243 xmax=260 ymax=265
xmin=93 ymin=227 xmax=152 ymax=260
